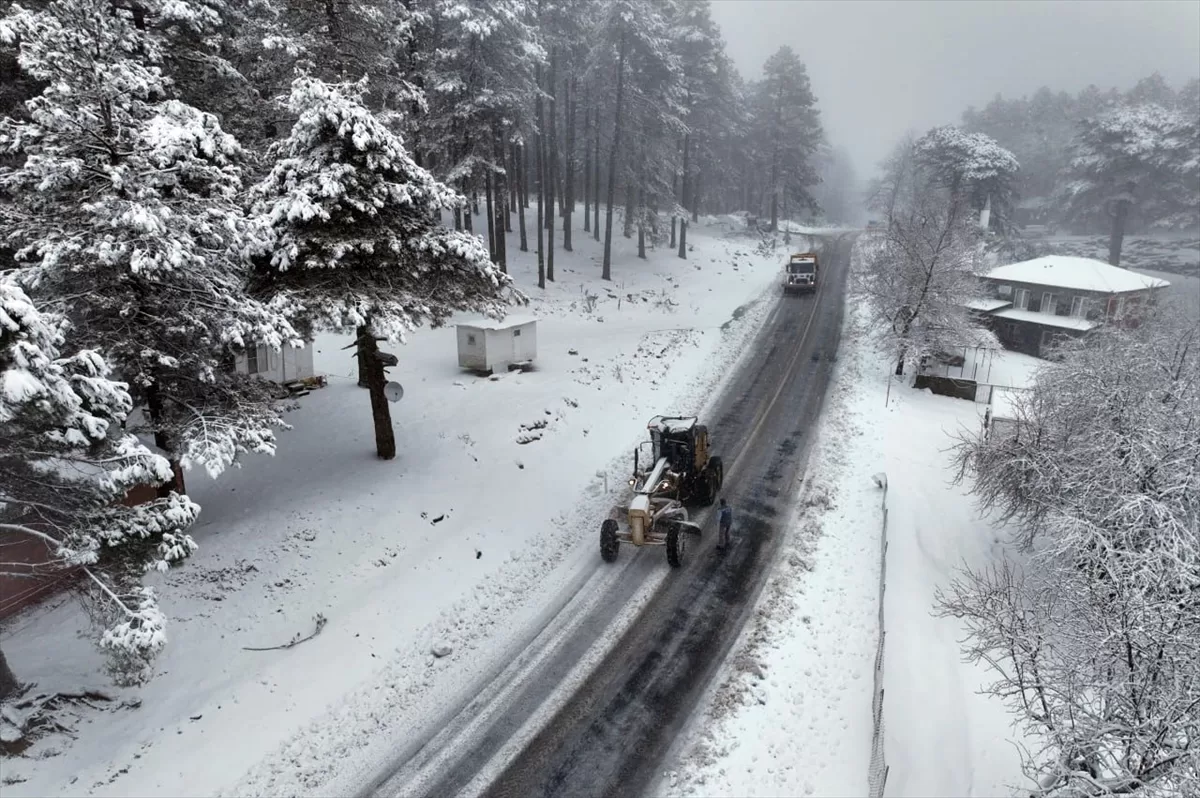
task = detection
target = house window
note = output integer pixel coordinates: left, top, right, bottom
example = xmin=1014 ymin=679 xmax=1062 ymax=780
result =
xmin=1070 ymin=296 xmax=1086 ymax=318
xmin=467 ymin=333 xmax=477 ymax=346
xmin=1041 ymin=292 xmax=1058 ymax=315
xmin=247 ymin=343 xmax=268 ymax=375
xmin=997 ymin=284 xmax=1012 ymax=297
xmin=513 ymin=328 xmax=521 ymax=337
xmin=1014 ymin=288 xmax=1030 ymax=310
xmin=1109 ymin=295 xmax=1126 ymax=320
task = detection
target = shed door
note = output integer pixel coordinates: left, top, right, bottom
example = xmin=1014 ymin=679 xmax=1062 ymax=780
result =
xmin=511 ymin=325 xmax=523 ymax=362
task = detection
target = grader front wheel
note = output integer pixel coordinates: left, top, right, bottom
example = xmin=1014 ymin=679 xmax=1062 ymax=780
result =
xmin=600 ymin=519 xmax=620 ymax=563
xmin=666 ymin=522 xmax=686 ymax=568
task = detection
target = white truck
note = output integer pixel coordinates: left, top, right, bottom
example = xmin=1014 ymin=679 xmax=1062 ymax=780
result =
xmin=783 ymin=252 xmax=818 ymax=296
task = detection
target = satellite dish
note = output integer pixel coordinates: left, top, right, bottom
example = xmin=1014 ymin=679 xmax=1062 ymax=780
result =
xmin=384 ymin=382 xmax=405 ymax=403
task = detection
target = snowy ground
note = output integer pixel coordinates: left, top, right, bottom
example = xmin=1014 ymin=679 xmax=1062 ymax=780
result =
xmin=653 ymin=270 xmax=1039 ymax=798
xmin=0 ymin=212 xmax=805 ymax=796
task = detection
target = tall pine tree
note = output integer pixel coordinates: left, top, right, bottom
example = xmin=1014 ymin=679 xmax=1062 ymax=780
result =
xmin=251 ymin=76 xmax=523 ymax=460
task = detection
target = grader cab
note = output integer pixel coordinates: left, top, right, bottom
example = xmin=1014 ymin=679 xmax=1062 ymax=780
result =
xmin=599 ymin=415 xmax=725 ymax=568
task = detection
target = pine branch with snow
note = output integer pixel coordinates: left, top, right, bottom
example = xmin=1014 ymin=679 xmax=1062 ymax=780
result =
xmin=0 ymin=0 xmax=301 ymax=492
xmin=914 ymin=125 xmax=1021 ymax=233
xmin=1059 ymin=102 xmax=1200 ymax=266
xmin=1 ymin=279 xmax=199 ymax=692
xmin=252 ymin=74 xmax=523 ymax=341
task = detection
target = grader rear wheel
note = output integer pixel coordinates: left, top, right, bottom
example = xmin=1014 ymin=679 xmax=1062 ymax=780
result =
xmin=666 ymin=522 xmax=686 ymax=568
xmin=709 ymin=456 xmax=725 ymax=488
xmin=600 ymin=519 xmax=620 ymax=563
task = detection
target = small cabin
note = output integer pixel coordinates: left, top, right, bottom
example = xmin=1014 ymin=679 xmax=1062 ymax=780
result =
xmin=230 ymin=341 xmax=316 ymax=386
xmin=457 ymin=316 xmax=538 ymax=374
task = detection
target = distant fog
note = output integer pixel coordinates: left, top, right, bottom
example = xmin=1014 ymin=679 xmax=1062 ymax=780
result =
xmin=710 ymin=0 xmax=1200 ymax=174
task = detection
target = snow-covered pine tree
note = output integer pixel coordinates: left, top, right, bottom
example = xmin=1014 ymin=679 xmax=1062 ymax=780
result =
xmin=592 ymin=0 xmax=681 ymax=279
xmin=0 ymin=0 xmax=300 ymax=496
xmin=229 ymin=0 xmax=426 ymax=145
xmin=666 ymin=0 xmax=734 ymax=257
xmin=418 ymin=0 xmax=541 ymax=278
xmin=752 ymin=46 xmax=822 ymax=233
xmin=250 ymin=76 xmax=522 ymax=460
xmin=913 ymin=125 xmax=1020 ymax=233
xmin=1060 ymin=102 xmax=1200 ymax=267
xmin=1 ymin=279 xmax=200 ymax=697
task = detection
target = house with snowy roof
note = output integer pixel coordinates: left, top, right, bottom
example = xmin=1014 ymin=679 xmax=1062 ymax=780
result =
xmin=968 ymin=255 xmax=1170 ymax=358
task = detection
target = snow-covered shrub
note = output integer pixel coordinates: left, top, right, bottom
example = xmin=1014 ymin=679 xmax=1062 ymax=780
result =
xmin=1 ymin=279 xmax=199 ymax=692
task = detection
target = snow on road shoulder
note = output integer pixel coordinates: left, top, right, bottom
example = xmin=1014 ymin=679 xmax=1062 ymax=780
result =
xmin=654 ymin=306 xmax=885 ymax=798
xmin=0 ymin=220 xmax=795 ymax=798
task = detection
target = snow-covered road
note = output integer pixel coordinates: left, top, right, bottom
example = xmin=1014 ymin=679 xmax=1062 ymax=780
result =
xmin=369 ymin=234 xmax=855 ymax=798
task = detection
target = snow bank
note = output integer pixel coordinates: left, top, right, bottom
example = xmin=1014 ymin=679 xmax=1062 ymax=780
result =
xmin=0 ymin=214 xmax=808 ymax=797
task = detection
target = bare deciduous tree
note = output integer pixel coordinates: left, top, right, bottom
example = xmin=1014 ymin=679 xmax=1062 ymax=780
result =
xmin=942 ymin=301 xmax=1200 ymax=796
xmin=853 ymin=177 xmax=996 ymax=376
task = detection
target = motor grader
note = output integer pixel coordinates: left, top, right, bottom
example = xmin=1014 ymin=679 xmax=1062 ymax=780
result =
xmin=599 ymin=415 xmax=724 ymax=568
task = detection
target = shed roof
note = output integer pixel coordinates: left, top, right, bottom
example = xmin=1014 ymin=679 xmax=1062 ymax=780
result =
xmin=990 ymin=307 xmax=1099 ymax=331
xmin=984 ymin=256 xmax=1170 ymax=294
xmin=456 ymin=314 xmax=539 ymax=331
xmin=990 ymin=386 xmax=1026 ymax=421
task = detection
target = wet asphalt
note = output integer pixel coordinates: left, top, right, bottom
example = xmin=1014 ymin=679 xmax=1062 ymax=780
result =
xmin=368 ymin=233 xmax=853 ymax=798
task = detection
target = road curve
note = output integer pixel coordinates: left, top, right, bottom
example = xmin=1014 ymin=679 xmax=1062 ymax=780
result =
xmin=367 ymin=233 xmax=853 ymax=798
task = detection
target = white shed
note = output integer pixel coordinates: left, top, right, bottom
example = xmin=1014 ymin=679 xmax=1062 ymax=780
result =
xmin=457 ymin=315 xmax=538 ymax=374
xmin=232 ymin=341 xmax=316 ymax=386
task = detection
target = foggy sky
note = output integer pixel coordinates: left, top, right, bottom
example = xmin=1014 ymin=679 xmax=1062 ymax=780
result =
xmin=711 ymin=0 xmax=1200 ymax=177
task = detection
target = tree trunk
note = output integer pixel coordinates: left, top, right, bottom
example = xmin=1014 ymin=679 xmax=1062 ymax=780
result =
xmin=583 ymin=106 xmax=592 ymax=234
xmin=623 ymin=179 xmax=635 ymax=239
xmin=692 ymin=171 xmax=700 ymax=223
xmin=463 ymin=181 xmax=473 ymax=233
xmin=563 ymin=74 xmax=576 ymax=252
xmin=492 ymin=124 xmax=508 ymax=274
xmin=678 ymin=132 xmax=690 ymax=259
xmin=637 ymin=185 xmax=646 ymax=260
xmin=0 ymin=646 xmax=19 ymax=702
xmin=522 ymin=136 xmax=531 ymax=209
xmin=143 ymin=379 xmax=185 ymax=496
xmin=546 ymin=50 xmax=556 ymax=282
xmin=358 ymin=330 xmax=396 ymax=460
xmin=1108 ymin=195 xmax=1131 ymax=267
xmin=670 ymin=168 xmax=678 ymax=249
xmin=517 ymin=143 xmax=528 ymax=252
xmin=485 ymin=169 xmax=496 ymax=262
xmin=535 ymin=38 xmax=546 ymax=289
xmin=602 ymin=29 xmax=627 ymax=281
xmin=506 ymin=144 xmax=515 ymax=233
xmin=593 ymin=112 xmax=601 ymax=241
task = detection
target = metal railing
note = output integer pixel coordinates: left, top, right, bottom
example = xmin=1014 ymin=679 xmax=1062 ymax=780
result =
xmin=868 ymin=477 xmax=890 ymax=798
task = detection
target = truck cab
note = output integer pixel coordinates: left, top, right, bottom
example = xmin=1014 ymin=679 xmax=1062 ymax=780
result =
xmin=783 ymin=252 xmax=818 ymax=295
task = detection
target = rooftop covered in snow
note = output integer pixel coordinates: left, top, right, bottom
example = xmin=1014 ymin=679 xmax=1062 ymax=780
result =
xmin=966 ymin=298 xmax=1013 ymax=312
xmin=983 ymin=256 xmax=1171 ymax=294
xmin=455 ymin=313 xmax=539 ymax=330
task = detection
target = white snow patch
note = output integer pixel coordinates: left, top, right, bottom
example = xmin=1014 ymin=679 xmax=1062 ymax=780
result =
xmin=0 ymin=213 xmax=808 ymax=798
